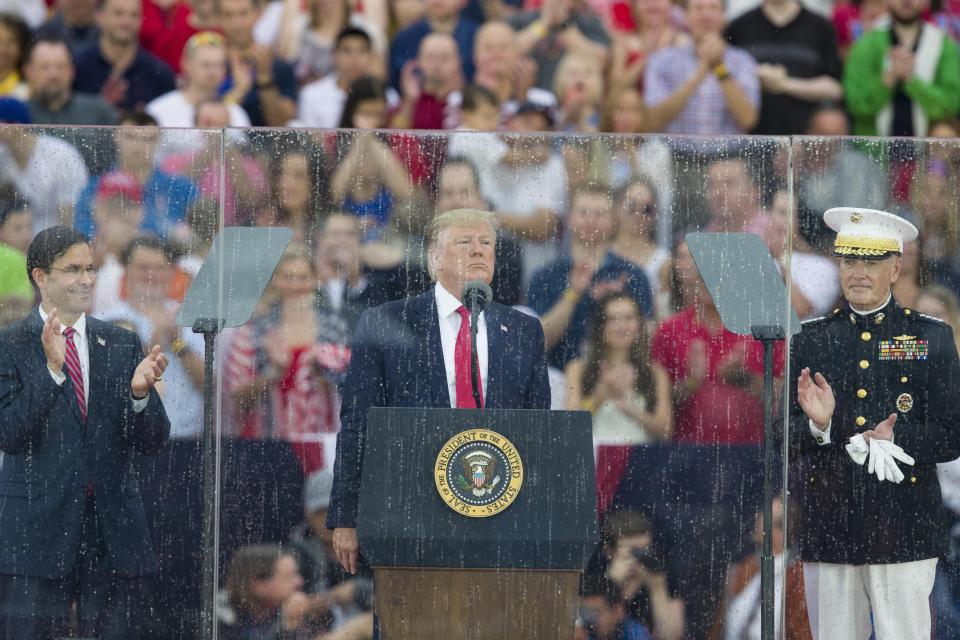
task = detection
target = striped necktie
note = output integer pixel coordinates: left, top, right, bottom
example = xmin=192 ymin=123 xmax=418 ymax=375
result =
xmin=62 ymin=326 xmax=87 ymax=422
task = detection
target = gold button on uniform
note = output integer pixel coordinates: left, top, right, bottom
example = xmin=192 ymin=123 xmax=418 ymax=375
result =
xmin=905 ymin=309 xmax=912 ymax=315
xmin=856 ymin=416 xmax=867 ymax=426
xmin=901 ymin=376 xmax=908 ymax=383
xmin=860 ymin=360 xmax=870 ymax=369
xmin=861 ymin=331 xmax=872 ymax=341
xmin=857 ymin=389 xmax=867 ymax=398
xmin=911 ymin=477 xmax=917 ymax=484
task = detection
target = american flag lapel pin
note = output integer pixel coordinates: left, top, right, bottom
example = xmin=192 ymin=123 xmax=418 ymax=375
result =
xmin=500 ymin=324 xmax=508 ymax=333
xmin=97 ymin=337 xmax=106 ymax=346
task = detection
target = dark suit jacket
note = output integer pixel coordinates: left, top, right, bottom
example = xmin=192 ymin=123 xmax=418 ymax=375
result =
xmin=327 ymin=290 xmax=551 ymax=529
xmin=0 ymin=310 xmax=170 ymax=579
xmin=788 ymin=298 xmax=960 ymax=564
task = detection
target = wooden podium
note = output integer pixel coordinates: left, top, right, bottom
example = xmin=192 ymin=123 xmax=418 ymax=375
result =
xmin=357 ymin=408 xmax=596 ymax=640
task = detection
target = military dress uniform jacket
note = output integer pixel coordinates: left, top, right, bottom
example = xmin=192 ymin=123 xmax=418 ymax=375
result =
xmin=789 ymin=298 xmax=960 ymax=565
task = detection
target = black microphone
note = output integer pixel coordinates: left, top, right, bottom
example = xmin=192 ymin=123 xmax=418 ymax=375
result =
xmin=461 ymin=280 xmax=492 ymax=409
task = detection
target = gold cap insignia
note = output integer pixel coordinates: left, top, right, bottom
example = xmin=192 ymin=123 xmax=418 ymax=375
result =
xmin=850 ymin=212 xmax=864 ymax=223
xmin=896 ymin=393 xmax=914 ymax=413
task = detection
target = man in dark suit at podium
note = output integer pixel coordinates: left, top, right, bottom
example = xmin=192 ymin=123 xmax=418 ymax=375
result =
xmin=328 ymin=208 xmax=551 ymax=573
xmin=0 ymin=226 xmax=170 ymax=639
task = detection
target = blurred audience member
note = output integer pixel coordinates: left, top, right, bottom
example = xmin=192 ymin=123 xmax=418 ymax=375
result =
xmin=289 ymin=468 xmax=375 ymax=617
xmin=580 ymin=579 xmax=655 ymax=640
xmin=916 ymin=284 xmax=960 ymax=354
xmin=645 ymin=0 xmax=759 ymax=134
xmin=708 ymin=497 xmax=811 ymax=640
xmin=435 ymin=157 xmax=523 ymax=305
xmin=179 ymin=195 xmax=219 ymax=276
xmin=73 ymin=114 xmax=198 ymax=240
xmin=0 ymin=120 xmax=89 ymax=234
xmin=509 ymin=0 xmax=611 ymax=91
xmin=795 ymin=104 xmax=888 ymax=219
xmin=389 ymin=0 xmax=478 ymax=90
xmin=591 ymin=510 xmax=685 ymax=640
xmin=97 ymin=236 xmax=205 ymax=438
xmin=843 ymin=0 xmax=960 ymax=138
xmin=553 ymin=52 xmax=603 ymax=132
xmin=219 ymin=544 xmax=333 ymax=640
xmin=267 ymin=147 xmax=326 ymax=243
xmin=36 ymin=0 xmax=102 ymax=55
xmin=832 ymin=0 xmax=888 ymax=58
xmin=0 ymin=14 xmax=29 ymax=99
xmin=87 ymin=170 xmax=144 ymax=314
xmin=652 ymin=240 xmax=783 ymax=444
xmin=725 ymin=0 xmax=842 ymax=135
xmin=566 ymin=293 xmax=672 ymax=443
xmin=447 ymin=86 xmax=505 ymax=187
xmin=909 ymin=166 xmax=960 ymax=288
xmin=225 ymin=245 xmax=351 ymax=440
xmin=764 ymin=188 xmax=840 ymax=319
xmin=529 ymin=183 xmax=654 ymax=370
xmin=160 ymin=100 xmax=268 ymax=226
xmin=260 ymin=0 xmax=385 ymax=84
xmin=299 ymin=27 xmax=384 ymax=129
xmin=219 ymin=0 xmax=298 ymax=127
xmin=0 ymin=185 xmax=31 ymax=302
xmin=608 ymin=0 xmax=690 ymax=92
xmin=24 ymin=36 xmax=119 ymax=127
xmin=141 ymin=0 xmax=218 ymax=74
xmin=471 ymin=20 xmax=553 ymax=119
xmin=392 ymin=32 xmax=462 ymax=129
xmin=611 ymin=178 xmax=671 ymax=316
xmin=331 ymin=78 xmax=415 ymax=243
xmin=0 ymin=292 xmax=30 ymax=328
xmin=73 ymin=0 xmax=176 ymax=115
xmin=892 ymin=238 xmax=925 ymax=309
xmin=314 ymin=212 xmax=400 ymax=332
xmin=147 ymin=32 xmax=252 ymax=155
xmin=703 ymin=157 xmax=765 ymax=234
xmin=484 ymin=102 xmax=566 ymax=284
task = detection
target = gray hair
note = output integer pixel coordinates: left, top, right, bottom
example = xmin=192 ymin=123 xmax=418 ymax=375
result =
xmin=426 ymin=208 xmax=499 ymax=281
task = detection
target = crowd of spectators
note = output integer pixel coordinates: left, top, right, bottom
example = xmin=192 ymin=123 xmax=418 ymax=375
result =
xmin=2 ymin=0 xmax=960 ymax=638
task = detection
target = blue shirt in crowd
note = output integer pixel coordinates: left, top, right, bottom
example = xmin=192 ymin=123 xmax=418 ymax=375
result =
xmin=388 ymin=17 xmax=479 ymax=91
xmin=72 ymin=45 xmax=176 ymax=115
xmin=74 ymin=170 xmax=198 ymax=238
xmin=528 ymin=251 xmax=654 ymax=370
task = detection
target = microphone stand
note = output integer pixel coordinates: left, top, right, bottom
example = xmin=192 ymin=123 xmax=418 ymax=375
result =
xmin=468 ymin=304 xmax=482 ymax=409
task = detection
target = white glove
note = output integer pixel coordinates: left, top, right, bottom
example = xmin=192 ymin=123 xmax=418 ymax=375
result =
xmin=867 ymin=438 xmax=915 ymax=483
xmin=846 ymin=434 xmax=869 ymax=465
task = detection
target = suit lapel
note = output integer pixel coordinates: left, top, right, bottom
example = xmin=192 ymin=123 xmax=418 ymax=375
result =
xmin=415 ymin=291 xmax=451 ymax=408
xmin=27 ymin=310 xmax=84 ymax=425
xmin=85 ymin=319 xmax=110 ymax=426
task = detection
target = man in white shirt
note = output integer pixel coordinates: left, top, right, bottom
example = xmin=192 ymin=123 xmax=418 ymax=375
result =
xmin=146 ymin=31 xmax=250 ymax=156
xmin=298 ymin=27 xmax=377 ymax=129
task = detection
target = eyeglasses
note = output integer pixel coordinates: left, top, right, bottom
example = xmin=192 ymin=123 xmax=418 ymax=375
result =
xmin=50 ymin=265 xmax=99 ymax=278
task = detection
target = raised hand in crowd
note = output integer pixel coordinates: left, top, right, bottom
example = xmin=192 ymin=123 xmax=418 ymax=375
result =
xmin=675 ymin=338 xmax=708 ymax=404
xmin=696 ymin=32 xmax=726 ymax=70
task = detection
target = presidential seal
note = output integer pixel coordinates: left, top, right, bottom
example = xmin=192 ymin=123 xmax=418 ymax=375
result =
xmin=434 ymin=429 xmax=524 ymax=518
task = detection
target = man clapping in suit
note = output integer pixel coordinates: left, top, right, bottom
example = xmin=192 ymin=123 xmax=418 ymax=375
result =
xmin=0 ymin=226 xmax=170 ymax=639
xmin=327 ymin=209 xmax=551 ymax=574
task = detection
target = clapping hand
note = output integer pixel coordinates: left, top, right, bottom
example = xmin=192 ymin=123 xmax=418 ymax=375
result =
xmin=131 ymin=345 xmax=168 ymax=399
xmin=41 ymin=308 xmax=66 ymax=373
xmin=797 ymin=367 xmax=835 ymax=429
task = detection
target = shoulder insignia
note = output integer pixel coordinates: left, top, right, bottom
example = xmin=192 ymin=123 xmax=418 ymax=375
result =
xmin=914 ymin=311 xmax=948 ymax=325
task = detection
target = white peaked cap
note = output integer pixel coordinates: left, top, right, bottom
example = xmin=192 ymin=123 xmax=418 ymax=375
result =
xmin=824 ymin=207 xmax=918 ymax=258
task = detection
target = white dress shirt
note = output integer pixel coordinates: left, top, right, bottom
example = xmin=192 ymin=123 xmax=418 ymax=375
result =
xmin=434 ymin=282 xmax=489 ymax=408
xmin=38 ymin=306 xmax=148 ymax=413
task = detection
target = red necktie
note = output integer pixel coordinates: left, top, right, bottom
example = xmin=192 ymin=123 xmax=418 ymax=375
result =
xmin=455 ymin=306 xmax=483 ymax=408
xmin=62 ymin=326 xmax=87 ymax=422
